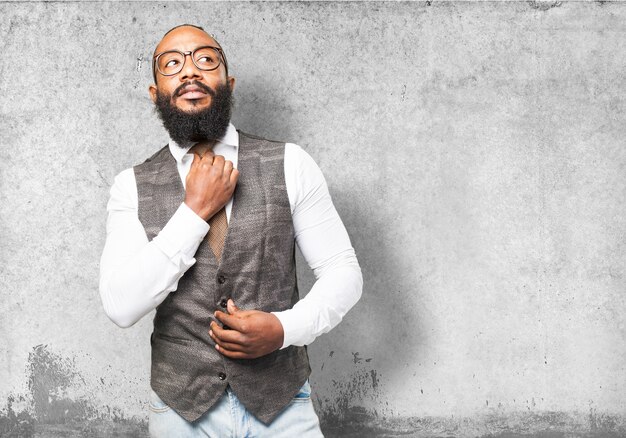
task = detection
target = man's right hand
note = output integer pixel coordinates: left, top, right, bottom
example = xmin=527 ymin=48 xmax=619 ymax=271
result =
xmin=184 ymin=151 xmax=239 ymax=221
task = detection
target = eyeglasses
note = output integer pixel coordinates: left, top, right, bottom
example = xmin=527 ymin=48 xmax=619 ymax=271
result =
xmin=153 ymin=46 xmax=228 ymax=77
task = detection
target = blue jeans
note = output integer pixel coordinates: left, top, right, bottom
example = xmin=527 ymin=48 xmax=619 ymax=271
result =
xmin=148 ymin=380 xmax=324 ymax=437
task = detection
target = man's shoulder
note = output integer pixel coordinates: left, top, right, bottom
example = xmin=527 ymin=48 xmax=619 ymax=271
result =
xmin=237 ymin=129 xmax=287 ymax=146
xmin=126 ymin=145 xmax=173 ymax=178
xmin=136 ymin=144 xmax=171 ymax=166
xmin=237 ymin=131 xmax=308 ymax=162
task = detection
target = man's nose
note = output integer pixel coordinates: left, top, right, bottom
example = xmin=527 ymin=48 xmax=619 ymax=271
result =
xmin=180 ymin=53 xmax=201 ymax=80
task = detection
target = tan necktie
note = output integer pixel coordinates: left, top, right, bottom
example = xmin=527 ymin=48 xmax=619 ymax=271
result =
xmin=190 ymin=143 xmax=229 ymax=262
xmin=208 ymin=207 xmax=228 ymax=262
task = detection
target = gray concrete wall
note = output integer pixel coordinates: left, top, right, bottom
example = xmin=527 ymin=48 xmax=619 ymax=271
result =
xmin=1 ymin=2 xmax=625 ymax=437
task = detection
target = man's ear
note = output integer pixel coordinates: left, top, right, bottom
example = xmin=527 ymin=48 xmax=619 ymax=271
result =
xmin=227 ymin=76 xmax=236 ymax=92
xmin=149 ymin=84 xmax=157 ymax=104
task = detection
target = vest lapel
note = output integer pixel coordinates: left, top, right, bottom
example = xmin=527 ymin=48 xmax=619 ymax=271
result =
xmin=134 ymin=145 xmax=185 ymax=241
xmin=155 ymin=149 xmax=185 ymax=230
xmin=216 ymin=132 xmax=260 ymax=267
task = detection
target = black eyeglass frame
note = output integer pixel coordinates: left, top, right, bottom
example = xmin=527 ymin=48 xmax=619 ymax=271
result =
xmin=152 ymin=45 xmax=229 ymax=81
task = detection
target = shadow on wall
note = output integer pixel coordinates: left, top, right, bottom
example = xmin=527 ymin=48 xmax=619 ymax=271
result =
xmin=231 ymin=73 xmax=432 ymax=434
xmin=0 ymin=344 xmax=147 ymax=438
xmin=314 ymin=185 xmax=429 ymax=437
xmin=231 ymin=74 xmax=301 ymax=141
xmin=229 ymin=65 xmax=626 ymax=438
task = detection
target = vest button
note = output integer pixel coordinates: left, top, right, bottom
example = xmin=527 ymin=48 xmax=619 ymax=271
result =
xmin=218 ymin=372 xmax=227 ymax=381
xmin=217 ymin=275 xmax=226 ymax=284
xmin=220 ymin=299 xmax=228 ymax=308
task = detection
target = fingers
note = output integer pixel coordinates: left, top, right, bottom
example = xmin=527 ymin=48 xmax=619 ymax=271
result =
xmin=206 ymin=155 xmax=236 ymax=179
xmin=210 ymin=321 xmax=244 ymax=344
xmin=215 ymin=310 xmax=244 ymax=332
xmin=190 ymin=150 xmax=214 ymax=165
xmin=222 ymin=160 xmax=237 ymax=181
xmin=215 ymin=345 xmax=250 ymax=359
xmin=209 ymin=321 xmax=252 ymax=359
xmin=230 ymin=168 xmax=239 ymax=184
xmin=205 ymin=154 xmax=215 ymax=165
xmin=212 ymin=155 xmax=225 ymax=168
xmin=184 ymin=149 xmax=237 ymax=221
xmin=210 ymin=332 xmax=246 ymax=352
xmin=199 ymin=153 xmax=215 ymax=167
xmin=226 ymin=299 xmax=239 ymax=314
xmin=223 ymin=160 xmax=233 ymax=173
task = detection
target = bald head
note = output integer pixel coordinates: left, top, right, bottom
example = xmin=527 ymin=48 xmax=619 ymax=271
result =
xmin=161 ymin=24 xmax=209 ymax=40
xmin=152 ymin=24 xmax=229 ymax=82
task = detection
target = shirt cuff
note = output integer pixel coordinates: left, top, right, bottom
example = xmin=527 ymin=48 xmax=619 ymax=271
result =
xmin=152 ymin=202 xmax=210 ymax=259
xmin=272 ymin=307 xmax=313 ymax=349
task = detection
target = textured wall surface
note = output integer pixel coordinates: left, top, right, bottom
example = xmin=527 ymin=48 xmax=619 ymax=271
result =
xmin=1 ymin=2 xmax=625 ymax=437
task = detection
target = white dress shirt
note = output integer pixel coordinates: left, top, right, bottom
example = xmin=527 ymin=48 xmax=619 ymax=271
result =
xmin=99 ymin=123 xmax=363 ymax=349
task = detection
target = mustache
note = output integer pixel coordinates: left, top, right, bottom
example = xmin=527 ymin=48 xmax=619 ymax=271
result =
xmin=174 ymin=81 xmax=216 ymax=97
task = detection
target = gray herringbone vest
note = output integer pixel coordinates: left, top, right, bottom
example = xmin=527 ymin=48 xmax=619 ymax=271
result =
xmin=133 ymin=131 xmax=311 ymax=424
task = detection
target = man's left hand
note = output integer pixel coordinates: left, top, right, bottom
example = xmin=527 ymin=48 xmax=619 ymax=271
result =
xmin=209 ymin=299 xmax=284 ymax=359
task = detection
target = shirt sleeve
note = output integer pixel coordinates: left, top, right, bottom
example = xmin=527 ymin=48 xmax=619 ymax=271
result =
xmin=98 ymin=168 xmax=210 ymax=328
xmin=271 ymin=144 xmax=363 ymax=348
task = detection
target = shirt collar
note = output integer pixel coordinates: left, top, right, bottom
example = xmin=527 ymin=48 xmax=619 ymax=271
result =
xmin=168 ymin=122 xmax=239 ymax=163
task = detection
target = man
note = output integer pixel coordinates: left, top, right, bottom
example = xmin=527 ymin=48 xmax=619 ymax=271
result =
xmin=99 ymin=24 xmax=362 ymax=437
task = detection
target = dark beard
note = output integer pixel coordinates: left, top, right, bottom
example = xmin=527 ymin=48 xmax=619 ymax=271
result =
xmin=154 ymin=81 xmax=233 ymax=145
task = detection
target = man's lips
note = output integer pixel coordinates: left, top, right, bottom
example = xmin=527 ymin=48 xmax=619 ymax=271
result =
xmin=177 ymin=84 xmax=211 ymax=100
xmin=179 ymin=89 xmax=208 ymax=100
xmin=180 ymin=91 xmax=208 ymax=100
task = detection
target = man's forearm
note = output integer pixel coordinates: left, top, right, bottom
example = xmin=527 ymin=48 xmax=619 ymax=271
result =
xmin=100 ymin=201 xmax=209 ymax=328
xmin=272 ymin=249 xmax=363 ymax=348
